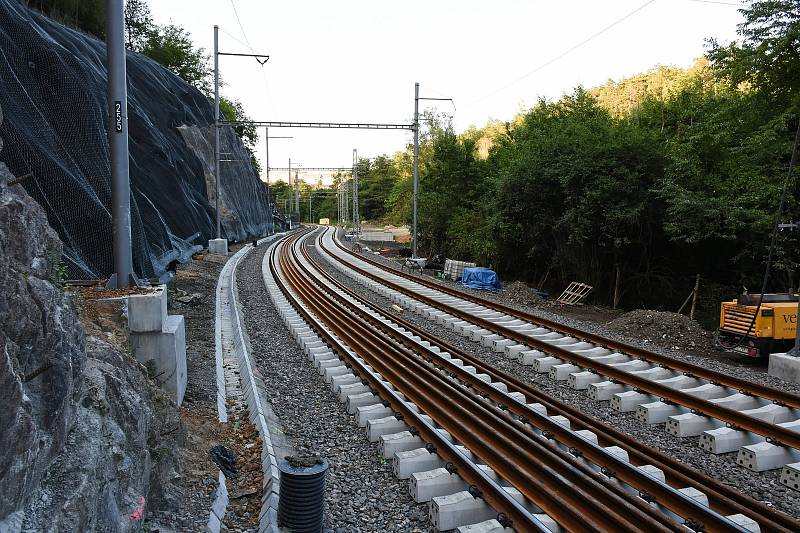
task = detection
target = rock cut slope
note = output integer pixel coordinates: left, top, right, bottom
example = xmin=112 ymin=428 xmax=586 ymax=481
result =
xmin=0 ymin=0 xmax=272 ymax=280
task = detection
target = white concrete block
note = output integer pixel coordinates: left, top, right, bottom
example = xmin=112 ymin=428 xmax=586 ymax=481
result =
xmin=366 ymin=416 xmax=407 ymax=442
xmin=768 ymin=352 xmax=800 ymax=384
xmin=430 ymin=491 xmax=495 ymax=532
xmin=209 ymin=238 xmax=228 ymax=256
xmin=455 ymin=519 xmax=513 ymax=533
xmin=381 ymin=431 xmax=424 ymax=458
xmin=408 ymin=468 xmax=467 ymax=503
xmin=394 ymin=448 xmax=444 ymax=479
xmin=779 ymin=462 xmax=800 ymax=490
xmin=127 ymin=288 xmax=167 ymax=333
xmin=130 ymin=314 xmax=187 ymax=405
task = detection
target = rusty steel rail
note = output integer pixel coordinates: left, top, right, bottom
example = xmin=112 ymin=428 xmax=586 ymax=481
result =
xmin=274 ymin=230 xmax=754 ymax=532
xmin=306 ymin=230 xmax=797 ymax=533
xmin=332 ymin=234 xmax=800 ymax=410
xmin=324 ymin=231 xmax=800 ymax=451
xmin=273 ymin=231 xmax=697 ymax=532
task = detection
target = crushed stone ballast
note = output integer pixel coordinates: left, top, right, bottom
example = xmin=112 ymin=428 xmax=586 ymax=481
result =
xmin=317 ymin=227 xmax=800 ymax=493
xmin=264 ymin=229 xmax=767 ymax=532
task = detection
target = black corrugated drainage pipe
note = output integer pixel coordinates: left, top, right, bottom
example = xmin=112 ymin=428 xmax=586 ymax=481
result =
xmin=278 ymin=455 xmax=329 ymax=532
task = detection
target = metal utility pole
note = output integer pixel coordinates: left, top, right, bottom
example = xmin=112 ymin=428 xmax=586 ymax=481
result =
xmin=412 ymin=83 xmax=420 ymax=258
xmin=294 ymin=171 xmax=300 ymax=215
xmin=308 ymin=192 xmax=312 ymax=223
xmin=352 ymin=149 xmax=359 ymax=237
xmin=210 ymin=28 xmax=268 ymax=250
xmin=213 ymin=25 xmax=221 ymax=240
xmin=412 ymin=83 xmax=454 ymax=259
xmin=264 ymin=129 xmax=292 ymax=234
xmin=344 ymin=180 xmax=349 ymax=227
xmin=106 ymin=0 xmax=134 ymax=288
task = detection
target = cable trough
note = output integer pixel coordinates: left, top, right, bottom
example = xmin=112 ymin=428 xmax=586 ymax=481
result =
xmin=317 ymin=227 xmax=800 ymax=494
xmin=264 ymin=228 xmax=797 ymax=532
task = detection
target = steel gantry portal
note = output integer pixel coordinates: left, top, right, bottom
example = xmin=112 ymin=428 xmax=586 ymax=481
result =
xmin=216 ymin=83 xmax=449 ymax=257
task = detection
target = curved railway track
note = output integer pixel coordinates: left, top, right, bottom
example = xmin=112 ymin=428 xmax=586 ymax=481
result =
xmin=262 ymin=228 xmax=799 ymax=532
xmin=317 ymin=227 xmax=800 ymax=472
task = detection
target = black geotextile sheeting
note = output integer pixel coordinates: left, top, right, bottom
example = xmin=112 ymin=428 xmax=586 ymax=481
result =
xmin=0 ymin=0 xmax=280 ymax=280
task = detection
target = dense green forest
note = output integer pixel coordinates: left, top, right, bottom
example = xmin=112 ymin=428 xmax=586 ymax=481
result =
xmin=307 ymin=1 xmax=800 ymax=325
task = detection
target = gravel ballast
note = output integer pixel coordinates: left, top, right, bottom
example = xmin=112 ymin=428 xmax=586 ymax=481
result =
xmin=353 ymin=244 xmax=800 ymax=395
xmin=236 ymin=242 xmax=431 ymax=532
xmin=309 ymin=242 xmax=800 ymax=520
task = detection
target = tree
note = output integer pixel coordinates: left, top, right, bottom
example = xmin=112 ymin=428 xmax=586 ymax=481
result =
xmin=708 ymin=0 xmax=800 ymax=105
xmin=124 ymin=0 xmax=153 ymax=52
xmin=27 ymin=0 xmax=106 ymax=38
xmin=142 ymin=24 xmax=212 ymax=94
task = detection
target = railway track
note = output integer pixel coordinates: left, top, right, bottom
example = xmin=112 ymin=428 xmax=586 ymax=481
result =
xmin=261 ymin=228 xmax=798 ymax=532
xmin=316 ymin=227 xmax=800 ymax=482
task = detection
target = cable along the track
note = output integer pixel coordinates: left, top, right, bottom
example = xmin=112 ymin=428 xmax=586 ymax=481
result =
xmin=271 ymin=229 xmax=779 ymax=532
xmin=318 ymin=227 xmax=800 ymax=475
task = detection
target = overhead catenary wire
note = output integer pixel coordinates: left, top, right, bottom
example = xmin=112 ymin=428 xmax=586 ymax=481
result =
xmin=466 ymin=0 xmax=658 ymax=106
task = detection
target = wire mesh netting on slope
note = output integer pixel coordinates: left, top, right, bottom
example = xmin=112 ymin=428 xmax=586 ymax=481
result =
xmin=0 ymin=0 xmax=275 ymax=280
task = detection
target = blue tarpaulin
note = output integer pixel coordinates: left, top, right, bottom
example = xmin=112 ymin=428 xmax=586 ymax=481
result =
xmin=459 ymin=267 xmax=502 ymax=292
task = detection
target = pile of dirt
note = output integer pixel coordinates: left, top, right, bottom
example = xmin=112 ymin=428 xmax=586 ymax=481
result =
xmin=607 ymin=309 xmax=713 ymax=353
xmin=502 ymin=281 xmax=545 ymax=307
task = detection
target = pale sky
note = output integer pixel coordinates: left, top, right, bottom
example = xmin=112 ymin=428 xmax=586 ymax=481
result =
xmin=148 ymin=0 xmax=745 ymax=185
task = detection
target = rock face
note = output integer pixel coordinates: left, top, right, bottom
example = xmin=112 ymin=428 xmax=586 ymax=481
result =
xmin=0 ymin=145 xmax=83 ymax=527
xmin=0 ymin=148 xmax=184 ymax=531
xmin=0 ymin=0 xmax=276 ymax=280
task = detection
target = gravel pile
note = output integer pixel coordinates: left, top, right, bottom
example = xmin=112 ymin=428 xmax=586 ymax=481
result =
xmin=309 ymin=245 xmax=800 ymax=520
xmin=236 ymin=243 xmax=431 ymax=532
xmin=501 ymin=281 xmax=545 ymax=307
xmin=607 ymin=309 xmax=714 ymax=354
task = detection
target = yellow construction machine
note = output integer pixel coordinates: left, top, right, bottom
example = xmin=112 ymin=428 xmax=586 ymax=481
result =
xmin=719 ymin=293 xmax=798 ymax=358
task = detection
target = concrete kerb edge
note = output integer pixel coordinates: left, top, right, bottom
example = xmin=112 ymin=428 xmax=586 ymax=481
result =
xmin=208 ymin=243 xmax=253 ymax=532
xmin=208 ymin=237 xmax=279 ymax=533
xmin=228 ymin=234 xmax=285 ymax=532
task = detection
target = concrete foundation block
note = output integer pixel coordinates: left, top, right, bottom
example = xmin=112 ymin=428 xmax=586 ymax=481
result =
xmin=665 ymin=413 xmax=721 ymax=437
xmin=699 ymin=427 xmax=763 ymax=454
xmin=410 ymin=468 xmax=467 ymax=502
xmin=337 ymin=382 xmax=370 ymax=403
xmin=504 ymin=344 xmax=529 ymax=358
xmin=518 ymin=350 xmax=546 ymax=365
xmin=381 ymin=431 xmax=424 ymax=458
xmin=491 ymin=339 xmax=515 ymax=352
xmin=737 ymin=441 xmax=800 ymax=471
xmin=367 ymin=416 xmax=407 ymax=442
xmin=768 ymin=352 xmax=800 ymax=384
xmin=346 ymin=392 xmax=378 ymax=414
xmin=331 ymin=373 xmax=360 ymax=393
xmin=533 ymin=356 xmax=562 ymax=373
xmin=323 ymin=365 xmax=350 ymax=383
xmin=356 ymin=403 xmax=393 ymax=427
xmin=611 ymin=390 xmax=655 ymax=412
xmin=127 ymin=288 xmax=167 ymax=333
xmin=549 ymin=363 xmax=581 ymax=381
xmin=725 ymin=514 xmax=761 ymax=532
xmin=456 ymin=519 xmax=514 ymax=533
xmin=588 ymin=380 xmax=628 ymax=401
xmin=130 ymin=314 xmax=187 ymax=405
xmin=317 ymin=358 xmax=344 ymax=373
xmin=430 ymin=491 xmax=495 ymax=532
xmin=779 ymin=462 xmax=800 ymax=490
xmin=394 ymin=448 xmax=444 ymax=479
xmin=568 ymin=371 xmax=603 ymax=390
xmin=209 ymin=238 xmax=228 ymax=256
xmin=636 ymin=401 xmax=688 ymax=424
